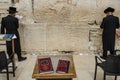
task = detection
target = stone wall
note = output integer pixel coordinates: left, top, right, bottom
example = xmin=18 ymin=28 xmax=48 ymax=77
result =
xmin=0 ymin=0 xmax=120 ymax=53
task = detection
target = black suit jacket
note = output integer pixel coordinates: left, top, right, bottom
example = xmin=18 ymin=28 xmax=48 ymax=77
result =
xmin=1 ymin=15 xmax=19 ymax=34
xmin=100 ymin=15 xmax=119 ymax=36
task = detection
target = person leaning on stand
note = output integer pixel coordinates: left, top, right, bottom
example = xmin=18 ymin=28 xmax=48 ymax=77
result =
xmin=0 ymin=7 xmax=27 ymax=62
xmin=100 ymin=7 xmax=120 ymax=59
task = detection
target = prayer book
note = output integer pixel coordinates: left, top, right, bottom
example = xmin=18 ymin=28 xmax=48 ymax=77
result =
xmin=56 ymin=59 xmax=70 ymax=73
xmin=38 ymin=57 xmax=53 ymax=74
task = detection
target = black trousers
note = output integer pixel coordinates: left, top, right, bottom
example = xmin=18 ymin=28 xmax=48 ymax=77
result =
xmin=103 ymin=49 xmax=115 ymax=57
xmin=102 ymin=37 xmax=115 ymax=57
xmin=6 ymin=36 xmax=22 ymax=59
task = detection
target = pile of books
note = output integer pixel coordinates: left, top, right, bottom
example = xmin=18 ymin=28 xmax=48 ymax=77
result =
xmin=38 ymin=57 xmax=70 ymax=74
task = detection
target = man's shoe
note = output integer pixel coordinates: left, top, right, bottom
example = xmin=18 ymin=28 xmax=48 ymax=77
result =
xmin=18 ymin=57 xmax=27 ymax=62
xmin=100 ymin=56 xmax=107 ymax=60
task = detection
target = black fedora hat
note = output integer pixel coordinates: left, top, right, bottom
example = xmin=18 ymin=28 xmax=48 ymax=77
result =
xmin=7 ymin=7 xmax=18 ymax=13
xmin=104 ymin=7 xmax=115 ymax=14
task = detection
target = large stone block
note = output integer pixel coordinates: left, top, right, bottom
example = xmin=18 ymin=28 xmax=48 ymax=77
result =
xmin=21 ymin=23 xmax=89 ymax=52
xmin=23 ymin=24 xmax=47 ymax=51
xmin=46 ymin=23 xmax=89 ymax=51
xmin=0 ymin=0 xmax=11 ymax=9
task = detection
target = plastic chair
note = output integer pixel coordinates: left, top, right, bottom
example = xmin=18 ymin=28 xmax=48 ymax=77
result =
xmin=94 ymin=56 xmax=120 ymax=80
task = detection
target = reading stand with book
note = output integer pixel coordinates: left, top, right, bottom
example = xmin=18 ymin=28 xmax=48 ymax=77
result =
xmin=32 ymin=55 xmax=76 ymax=80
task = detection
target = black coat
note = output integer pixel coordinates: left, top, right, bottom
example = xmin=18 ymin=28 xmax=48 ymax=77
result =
xmin=1 ymin=15 xmax=21 ymax=58
xmin=1 ymin=15 xmax=19 ymax=34
xmin=100 ymin=15 xmax=119 ymax=51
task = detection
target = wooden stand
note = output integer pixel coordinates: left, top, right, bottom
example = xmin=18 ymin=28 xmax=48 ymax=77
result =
xmin=32 ymin=55 xmax=76 ymax=80
xmin=36 ymin=78 xmax=73 ymax=80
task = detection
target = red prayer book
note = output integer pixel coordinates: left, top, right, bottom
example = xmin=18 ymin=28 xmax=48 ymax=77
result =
xmin=56 ymin=59 xmax=70 ymax=73
xmin=38 ymin=57 xmax=53 ymax=73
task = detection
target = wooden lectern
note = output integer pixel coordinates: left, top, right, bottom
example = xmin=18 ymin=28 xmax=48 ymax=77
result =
xmin=32 ymin=55 xmax=76 ymax=80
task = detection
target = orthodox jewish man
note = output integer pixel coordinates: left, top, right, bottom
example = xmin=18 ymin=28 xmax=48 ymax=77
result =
xmin=100 ymin=7 xmax=119 ymax=59
xmin=1 ymin=7 xmax=27 ymax=61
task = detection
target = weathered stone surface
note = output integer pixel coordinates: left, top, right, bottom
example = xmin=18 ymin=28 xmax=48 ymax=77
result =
xmin=0 ymin=0 xmax=11 ymax=9
xmin=21 ymin=24 xmax=89 ymax=52
xmin=46 ymin=24 xmax=89 ymax=51
xmin=89 ymin=27 xmax=102 ymax=51
xmin=0 ymin=0 xmax=120 ymax=53
xmin=0 ymin=0 xmax=10 ymax=2
xmin=23 ymin=24 xmax=47 ymax=51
